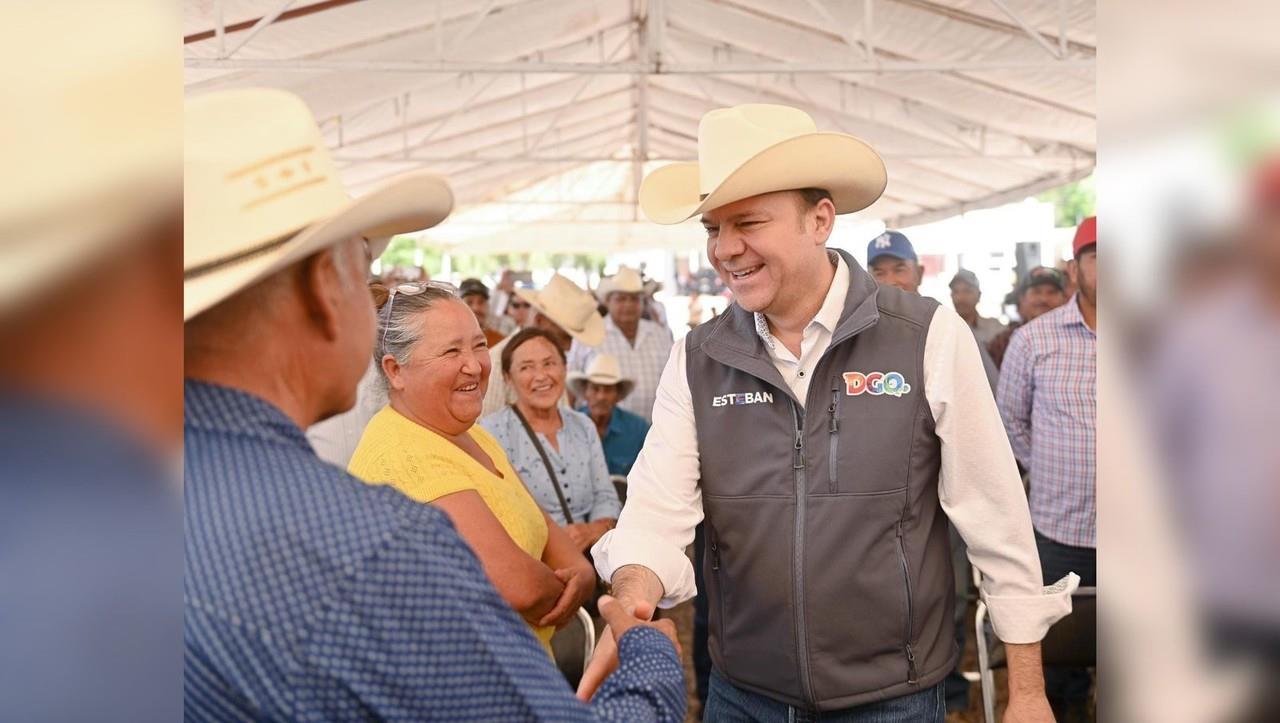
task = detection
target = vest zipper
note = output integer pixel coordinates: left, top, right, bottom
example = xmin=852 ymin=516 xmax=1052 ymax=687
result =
xmin=790 ymin=399 xmax=817 ymax=705
xmin=827 ymin=379 xmax=840 ymax=493
xmin=895 ymin=520 xmax=919 ymax=685
xmin=710 ymin=526 xmax=726 ymax=656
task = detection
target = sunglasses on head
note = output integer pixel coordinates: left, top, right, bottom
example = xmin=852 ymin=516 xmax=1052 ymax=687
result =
xmin=371 ymin=280 xmax=458 ymax=350
xmin=508 ymin=300 xmax=531 ymax=309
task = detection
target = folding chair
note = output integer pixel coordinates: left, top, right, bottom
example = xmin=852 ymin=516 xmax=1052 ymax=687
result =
xmin=551 ymin=608 xmax=598 ymax=687
xmin=578 ymin=607 xmax=596 ymax=662
xmin=975 ymin=579 xmax=1096 ymax=723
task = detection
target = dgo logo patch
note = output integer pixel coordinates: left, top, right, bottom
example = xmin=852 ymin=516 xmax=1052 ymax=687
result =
xmin=843 ymin=371 xmax=911 ymax=397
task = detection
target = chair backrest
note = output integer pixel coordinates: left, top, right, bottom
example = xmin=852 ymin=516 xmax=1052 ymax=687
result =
xmin=611 ymin=475 xmax=628 ymax=506
xmin=1041 ymin=586 xmax=1096 ymax=667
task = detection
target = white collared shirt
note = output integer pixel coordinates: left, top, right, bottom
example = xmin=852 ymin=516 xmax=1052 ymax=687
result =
xmin=592 ymin=254 xmax=1077 ymax=644
xmin=751 ymin=251 xmax=851 ymax=403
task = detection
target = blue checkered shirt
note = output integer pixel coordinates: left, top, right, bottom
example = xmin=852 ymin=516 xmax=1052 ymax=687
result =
xmin=184 ymin=379 xmax=685 ymax=721
xmin=996 ymin=296 xmax=1097 ymax=548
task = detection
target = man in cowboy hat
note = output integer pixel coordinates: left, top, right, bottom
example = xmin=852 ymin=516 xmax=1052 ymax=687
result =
xmin=569 ymin=354 xmax=650 ymax=478
xmin=1 ymin=3 xmax=181 ymax=719
xmin=481 ymin=272 xmax=605 ymax=416
xmin=582 ymin=104 xmax=1077 ymax=722
xmin=568 ymin=266 xmax=674 ymax=423
xmin=183 ymin=88 xmax=684 ymax=721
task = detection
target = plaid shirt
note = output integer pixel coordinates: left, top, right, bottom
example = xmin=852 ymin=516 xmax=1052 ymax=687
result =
xmin=568 ymin=317 xmax=674 ymax=423
xmin=996 ymin=296 xmax=1097 ymax=548
xmin=184 ymin=380 xmax=685 ymax=721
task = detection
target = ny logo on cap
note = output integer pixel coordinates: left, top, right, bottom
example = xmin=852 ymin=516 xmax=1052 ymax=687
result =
xmin=874 ymin=233 xmax=892 ymax=249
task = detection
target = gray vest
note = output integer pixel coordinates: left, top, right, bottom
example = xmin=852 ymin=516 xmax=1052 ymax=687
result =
xmin=687 ymin=250 xmax=957 ymax=711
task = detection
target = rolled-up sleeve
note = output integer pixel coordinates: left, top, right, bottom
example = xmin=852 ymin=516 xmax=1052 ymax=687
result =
xmin=925 ymin=308 xmax=1078 ymax=643
xmin=591 ymin=342 xmax=702 ymax=608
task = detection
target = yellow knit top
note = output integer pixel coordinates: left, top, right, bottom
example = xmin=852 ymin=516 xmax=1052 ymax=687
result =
xmin=348 ymin=404 xmax=553 ymax=652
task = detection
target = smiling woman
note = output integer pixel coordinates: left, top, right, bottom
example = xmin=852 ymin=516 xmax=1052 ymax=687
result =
xmin=347 ymin=284 xmax=596 ymax=655
xmin=480 ymin=329 xmax=620 ymax=552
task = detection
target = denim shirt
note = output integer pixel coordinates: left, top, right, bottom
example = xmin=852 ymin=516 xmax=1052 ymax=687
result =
xmin=577 ymin=405 xmax=650 ymax=477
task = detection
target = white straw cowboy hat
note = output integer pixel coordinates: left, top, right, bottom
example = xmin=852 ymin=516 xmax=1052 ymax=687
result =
xmin=567 ymin=354 xmax=635 ymax=401
xmin=595 ymin=266 xmax=646 ymax=302
xmin=513 ymin=274 xmax=605 ymax=347
xmin=638 ymin=104 xmax=887 ymax=225
xmin=184 ymin=88 xmax=453 ymax=320
xmin=0 ymin=0 xmax=179 ymax=311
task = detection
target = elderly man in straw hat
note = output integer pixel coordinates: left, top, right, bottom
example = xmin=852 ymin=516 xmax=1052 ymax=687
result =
xmin=1 ymin=2 xmax=182 ymax=720
xmin=183 ymin=88 xmax=684 ymax=721
xmin=567 ymin=266 xmax=674 ymax=423
xmin=580 ymin=104 xmax=1079 ymax=722
xmin=481 ymin=272 xmax=605 ymax=416
xmin=569 ymin=354 xmax=650 ymax=478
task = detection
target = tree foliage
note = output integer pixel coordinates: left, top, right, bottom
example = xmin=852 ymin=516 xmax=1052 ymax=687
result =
xmin=1037 ymin=175 xmax=1095 ymax=228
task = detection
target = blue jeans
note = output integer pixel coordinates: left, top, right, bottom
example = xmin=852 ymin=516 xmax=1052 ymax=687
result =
xmin=1034 ymin=529 xmax=1095 ymax=716
xmin=705 ymin=669 xmax=945 ymax=723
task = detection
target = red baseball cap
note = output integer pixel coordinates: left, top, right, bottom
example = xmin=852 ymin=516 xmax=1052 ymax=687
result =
xmin=1072 ymin=216 xmax=1096 ymax=257
xmin=1251 ymin=156 xmax=1280 ymax=210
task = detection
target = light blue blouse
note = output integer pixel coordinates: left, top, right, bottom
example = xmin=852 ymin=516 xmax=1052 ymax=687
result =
xmin=479 ymin=405 xmax=622 ymax=526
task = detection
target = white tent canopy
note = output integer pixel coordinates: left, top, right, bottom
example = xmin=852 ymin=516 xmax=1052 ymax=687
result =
xmin=184 ymin=0 xmax=1095 ymax=253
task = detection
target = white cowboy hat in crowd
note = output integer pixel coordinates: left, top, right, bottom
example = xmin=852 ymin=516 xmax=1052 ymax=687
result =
xmin=595 ymin=266 xmax=646 ymax=302
xmin=567 ymin=354 xmax=635 ymax=401
xmin=0 ymin=0 xmax=179 ymax=312
xmin=638 ymin=104 xmax=887 ymax=225
xmin=513 ymin=274 xmax=605 ymax=347
xmin=184 ymin=88 xmax=454 ymax=320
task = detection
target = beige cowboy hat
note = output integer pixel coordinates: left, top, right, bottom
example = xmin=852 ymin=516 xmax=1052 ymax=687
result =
xmin=184 ymin=88 xmax=453 ymax=320
xmin=595 ymin=266 xmax=646 ymax=302
xmin=567 ymin=354 xmax=635 ymax=401
xmin=0 ymin=0 xmax=180 ymax=312
xmin=638 ymin=104 xmax=887 ymax=225
xmin=514 ymin=273 xmax=605 ymax=347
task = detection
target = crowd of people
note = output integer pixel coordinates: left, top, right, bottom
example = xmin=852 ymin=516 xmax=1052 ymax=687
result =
xmin=179 ymin=88 xmax=1097 ymax=723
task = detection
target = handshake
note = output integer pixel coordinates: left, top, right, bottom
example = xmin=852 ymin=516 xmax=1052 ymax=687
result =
xmin=575 ymin=594 xmax=683 ymax=700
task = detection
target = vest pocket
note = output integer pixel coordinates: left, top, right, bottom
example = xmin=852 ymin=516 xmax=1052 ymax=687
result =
xmin=804 ymin=491 xmax=914 ymax=701
xmin=895 ymin=519 xmax=919 ymax=685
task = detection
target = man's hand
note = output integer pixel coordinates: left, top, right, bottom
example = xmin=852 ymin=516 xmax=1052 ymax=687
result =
xmin=1003 ymin=642 xmax=1055 ymax=722
xmin=581 ymin=591 xmax=660 ymax=701
xmin=576 ymin=595 xmax=667 ymax=700
xmin=537 ymin=565 xmax=594 ymax=629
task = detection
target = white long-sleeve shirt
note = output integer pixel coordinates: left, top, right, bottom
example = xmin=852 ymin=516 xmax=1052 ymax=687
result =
xmin=592 ymin=255 xmax=1078 ymax=644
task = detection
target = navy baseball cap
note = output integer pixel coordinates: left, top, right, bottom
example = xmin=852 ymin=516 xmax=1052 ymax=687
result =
xmin=867 ymin=230 xmax=917 ymax=264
